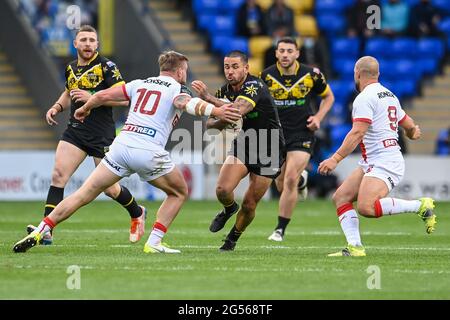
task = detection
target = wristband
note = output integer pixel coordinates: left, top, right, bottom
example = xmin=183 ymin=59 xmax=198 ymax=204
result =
xmin=54 ymin=103 xmax=63 ymax=112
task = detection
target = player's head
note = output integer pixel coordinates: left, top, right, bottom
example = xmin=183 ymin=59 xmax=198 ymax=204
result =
xmin=275 ymin=37 xmax=299 ymax=69
xmin=354 ymin=56 xmax=380 ymax=92
xmin=224 ymin=50 xmax=249 ymax=86
xmin=74 ymin=25 xmax=98 ymax=62
xmin=158 ymin=51 xmax=189 ymax=84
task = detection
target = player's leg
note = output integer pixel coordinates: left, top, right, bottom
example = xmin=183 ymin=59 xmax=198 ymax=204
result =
xmin=220 ymin=173 xmax=272 ymax=251
xmin=357 ymin=166 xmax=436 ymax=234
xmin=327 ymin=167 xmax=366 ymax=257
xmin=93 ymin=157 xmax=147 ymax=243
xmin=44 ymin=140 xmax=87 ymax=217
xmin=143 ymin=166 xmax=188 ymax=254
xmin=14 ymin=163 xmax=122 ymax=253
xmin=209 ymin=155 xmax=249 ymax=233
xmin=269 ymin=151 xmax=310 ymax=241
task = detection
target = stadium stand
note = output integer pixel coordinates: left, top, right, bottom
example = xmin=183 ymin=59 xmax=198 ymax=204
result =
xmin=0 ymin=47 xmax=56 ymax=150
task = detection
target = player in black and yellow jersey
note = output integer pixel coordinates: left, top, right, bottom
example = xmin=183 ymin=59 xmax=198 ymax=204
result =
xmin=27 ymin=25 xmax=147 ymax=245
xmin=261 ymin=37 xmax=335 ymax=242
xmin=192 ymin=51 xmax=285 ymax=251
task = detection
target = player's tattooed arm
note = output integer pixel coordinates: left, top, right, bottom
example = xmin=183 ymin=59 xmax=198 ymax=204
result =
xmin=173 ymin=94 xmax=191 ymax=109
xmin=191 ymin=80 xmax=227 ymax=107
xmin=233 ymin=97 xmax=254 ymax=116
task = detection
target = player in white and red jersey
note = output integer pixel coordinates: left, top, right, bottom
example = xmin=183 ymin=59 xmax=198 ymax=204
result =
xmin=13 ymin=51 xmax=240 ymax=254
xmin=318 ymin=56 xmax=437 ymax=257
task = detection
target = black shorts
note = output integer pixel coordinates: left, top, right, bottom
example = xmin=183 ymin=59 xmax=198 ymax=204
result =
xmin=61 ymin=127 xmax=114 ymax=158
xmin=228 ymin=137 xmax=286 ymax=179
xmin=284 ymin=132 xmax=316 ymax=155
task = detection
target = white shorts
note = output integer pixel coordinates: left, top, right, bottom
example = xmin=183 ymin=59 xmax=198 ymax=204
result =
xmin=358 ymin=159 xmax=405 ymax=191
xmin=101 ymin=142 xmax=175 ymax=182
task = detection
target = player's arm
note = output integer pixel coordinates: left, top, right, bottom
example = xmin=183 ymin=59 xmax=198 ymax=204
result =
xmin=70 ymin=88 xmax=129 ymax=107
xmin=45 ymin=90 xmax=71 ymax=126
xmin=308 ymin=86 xmax=335 ymax=130
xmin=318 ymin=121 xmax=370 ymax=175
xmin=399 ymin=115 xmax=421 ymax=140
xmin=191 ymin=80 xmax=227 ymax=107
xmin=74 ymin=85 xmax=127 ymax=122
xmin=205 ymin=97 xmax=252 ymax=130
xmin=173 ymin=94 xmax=240 ymax=123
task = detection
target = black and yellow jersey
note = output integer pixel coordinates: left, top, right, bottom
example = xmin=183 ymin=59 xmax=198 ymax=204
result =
xmin=260 ymin=61 xmax=329 ymax=136
xmin=215 ymin=74 xmax=282 ymax=133
xmin=65 ymin=52 xmax=125 ymax=137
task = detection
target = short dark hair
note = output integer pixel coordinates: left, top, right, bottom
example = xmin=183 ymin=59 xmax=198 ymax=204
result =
xmin=158 ymin=50 xmax=189 ymax=72
xmin=76 ymin=25 xmax=97 ymax=36
xmin=225 ymin=50 xmax=248 ymax=64
xmin=276 ymin=37 xmax=299 ymax=49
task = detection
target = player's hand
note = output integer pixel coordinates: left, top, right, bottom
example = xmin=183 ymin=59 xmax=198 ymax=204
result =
xmin=216 ymin=103 xmax=241 ymax=124
xmin=70 ymin=89 xmax=92 ymax=103
xmin=74 ymin=105 xmax=91 ymax=122
xmin=45 ymin=107 xmax=59 ymax=126
xmin=306 ymin=115 xmax=321 ymax=131
xmin=318 ymin=158 xmax=338 ymax=176
xmin=410 ymin=125 xmax=421 ymax=140
xmin=191 ymin=80 xmax=209 ymax=99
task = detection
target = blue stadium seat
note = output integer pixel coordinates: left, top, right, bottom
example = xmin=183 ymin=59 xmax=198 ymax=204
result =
xmin=438 ymin=18 xmax=450 ymax=36
xmin=379 ymin=59 xmax=397 ymax=81
xmin=417 ymin=58 xmax=439 ymax=75
xmin=315 ymin=0 xmax=354 ymax=13
xmin=433 ymin=0 xmax=450 ymax=14
xmin=332 ymin=58 xmax=355 ymax=79
xmin=211 ymin=35 xmax=231 ymax=53
xmin=417 ymin=38 xmax=445 ymax=60
xmin=218 ymin=0 xmax=245 ymax=11
xmin=393 ymin=59 xmax=422 ymax=81
xmin=316 ymin=14 xmax=346 ymax=35
xmin=193 ymin=0 xmax=220 ymax=15
xmin=227 ymin=37 xmax=249 ymax=55
xmin=330 ymin=123 xmax=352 ymax=151
xmin=392 ymin=79 xmax=417 ymax=99
xmin=207 ymin=15 xmax=236 ymax=36
xmin=390 ymin=38 xmax=417 ymax=59
xmin=331 ymin=38 xmax=360 ymax=59
xmin=328 ymin=80 xmax=354 ymax=104
xmin=197 ymin=14 xmax=214 ymax=31
xmin=364 ymin=38 xmax=390 ymax=59
xmin=436 ymin=128 xmax=450 ymax=155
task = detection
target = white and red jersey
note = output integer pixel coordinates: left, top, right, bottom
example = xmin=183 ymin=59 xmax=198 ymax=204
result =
xmin=115 ymin=75 xmax=189 ymax=149
xmin=352 ymin=82 xmax=407 ymax=163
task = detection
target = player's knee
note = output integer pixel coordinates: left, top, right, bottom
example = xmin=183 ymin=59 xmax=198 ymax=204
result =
xmin=283 ymin=173 xmax=299 ymax=191
xmin=216 ymin=184 xmax=232 ymax=200
xmin=177 ymin=182 xmax=189 ymax=202
xmin=103 ymin=188 xmax=116 ymax=199
xmin=241 ymin=199 xmax=257 ymax=216
xmin=357 ymin=202 xmax=375 ymax=217
xmin=51 ymin=168 xmax=69 ymax=186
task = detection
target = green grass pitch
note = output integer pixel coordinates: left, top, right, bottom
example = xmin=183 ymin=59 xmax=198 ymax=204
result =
xmin=0 ymin=200 xmax=449 ymax=299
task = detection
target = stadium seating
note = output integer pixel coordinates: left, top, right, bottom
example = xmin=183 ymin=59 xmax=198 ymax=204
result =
xmin=294 ymin=15 xmax=319 ymax=38
xmin=249 ymin=36 xmax=273 ymax=59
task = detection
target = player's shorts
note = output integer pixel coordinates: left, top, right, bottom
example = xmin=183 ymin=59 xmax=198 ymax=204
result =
xmin=284 ymin=132 xmax=316 ymax=154
xmin=61 ymin=127 xmax=114 ymax=158
xmin=359 ymin=159 xmax=405 ymax=191
xmin=101 ymin=141 xmax=175 ymax=182
xmin=228 ymin=136 xmax=285 ymax=179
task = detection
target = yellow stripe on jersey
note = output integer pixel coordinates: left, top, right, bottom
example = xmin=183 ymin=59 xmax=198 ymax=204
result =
xmin=318 ymin=84 xmax=330 ymax=97
xmin=236 ymin=95 xmax=256 ymax=108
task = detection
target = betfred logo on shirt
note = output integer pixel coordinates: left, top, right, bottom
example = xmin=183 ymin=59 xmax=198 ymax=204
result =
xmin=382 ymin=139 xmax=398 ymax=148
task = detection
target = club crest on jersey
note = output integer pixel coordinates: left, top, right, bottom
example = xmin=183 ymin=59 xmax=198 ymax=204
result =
xmin=302 ymin=141 xmax=312 ymax=149
xmin=244 ymin=84 xmax=258 ymax=97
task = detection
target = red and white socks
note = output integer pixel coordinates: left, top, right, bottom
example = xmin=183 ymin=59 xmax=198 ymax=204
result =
xmin=374 ymin=198 xmax=421 ymax=217
xmin=147 ymin=222 xmax=167 ymax=246
xmin=36 ymin=217 xmax=55 ymax=235
xmin=336 ymin=203 xmax=362 ymax=247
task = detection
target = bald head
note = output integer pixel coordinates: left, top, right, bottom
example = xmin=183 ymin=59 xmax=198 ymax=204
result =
xmin=355 ymin=56 xmax=379 ymax=79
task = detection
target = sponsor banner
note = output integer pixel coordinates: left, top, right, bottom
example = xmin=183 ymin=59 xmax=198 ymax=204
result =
xmin=0 ymin=151 xmax=203 ymax=201
xmin=334 ymin=155 xmax=450 ymax=201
